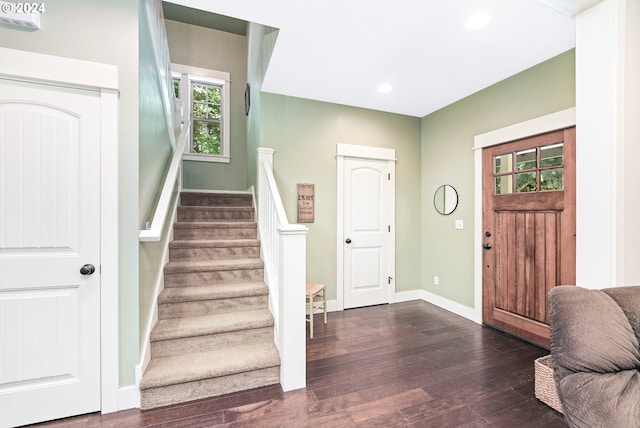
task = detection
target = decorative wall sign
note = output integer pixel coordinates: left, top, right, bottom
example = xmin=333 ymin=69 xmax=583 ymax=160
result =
xmin=297 ymin=183 xmax=315 ymax=223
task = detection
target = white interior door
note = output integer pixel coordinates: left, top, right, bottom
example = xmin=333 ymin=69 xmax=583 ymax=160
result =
xmin=343 ymin=157 xmax=392 ymax=309
xmin=0 ymin=78 xmax=101 ymax=427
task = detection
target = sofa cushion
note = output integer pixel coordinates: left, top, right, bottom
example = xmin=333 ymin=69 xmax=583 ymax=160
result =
xmin=557 ymin=370 xmax=640 ymax=428
xmin=549 ymin=286 xmax=640 ymax=374
xmin=603 ymin=286 xmax=640 ymax=345
xmin=549 ymin=285 xmax=640 ymax=428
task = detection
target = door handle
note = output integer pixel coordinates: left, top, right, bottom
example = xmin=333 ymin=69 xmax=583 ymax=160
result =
xmin=345 ymin=238 xmax=352 ymax=244
xmin=483 ymin=243 xmax=492 ymax=250
xmin=80 ymin=264 xmax=96 ymax=275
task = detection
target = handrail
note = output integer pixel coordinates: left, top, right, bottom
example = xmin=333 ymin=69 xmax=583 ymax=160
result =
xmin=139 ymin=121 xmax=190 ymax=242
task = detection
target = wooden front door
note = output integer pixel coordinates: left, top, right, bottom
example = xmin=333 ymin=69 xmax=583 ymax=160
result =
xmin=482 ymin=127 xmax=575 ymax=347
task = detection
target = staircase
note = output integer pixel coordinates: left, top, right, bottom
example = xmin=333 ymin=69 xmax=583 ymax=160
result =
xmin=139 ymin=191 xmax=281 ymax=410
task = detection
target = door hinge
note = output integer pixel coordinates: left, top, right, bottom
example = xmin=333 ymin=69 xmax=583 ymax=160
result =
xmin=388 ymin=225 xmax=391 ymax=232
xmin=388 ymin=173 xmax=391 ymax=180
xmin=388 ymin=276 xmax=392 ymax=284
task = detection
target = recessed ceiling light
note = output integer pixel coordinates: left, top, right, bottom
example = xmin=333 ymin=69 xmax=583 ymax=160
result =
xmin=465 ymin=12 xmax=491 ymax=30
xmin=377 ymin=83 xmax=393 ymax=93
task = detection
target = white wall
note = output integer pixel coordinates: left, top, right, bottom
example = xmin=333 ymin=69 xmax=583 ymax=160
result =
xmin=576 ymin=0 xmax=640 ymax=288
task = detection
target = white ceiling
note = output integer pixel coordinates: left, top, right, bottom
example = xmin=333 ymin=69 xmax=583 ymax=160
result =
xmin=165 ymin=0 xmax=601 ymax=118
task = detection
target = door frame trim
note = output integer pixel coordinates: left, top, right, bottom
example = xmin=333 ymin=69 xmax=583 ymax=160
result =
xmin=472 ymin=107 xmax=576 ymax=324
xmin=0 ymin=47 xmax=120 ymax=414
xmin=336 ymin=144 xmax=396 ymax=310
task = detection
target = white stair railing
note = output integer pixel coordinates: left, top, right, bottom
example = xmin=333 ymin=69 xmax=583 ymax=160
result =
xmin=256 ymin=148 xmax=308 ymax=391
xmin=139 ymin=121 xmax=190 ymax=242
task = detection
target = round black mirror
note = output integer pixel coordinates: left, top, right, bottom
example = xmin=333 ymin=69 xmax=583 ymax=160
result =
xmin=434 ymin=185 xmax=458 ymax=215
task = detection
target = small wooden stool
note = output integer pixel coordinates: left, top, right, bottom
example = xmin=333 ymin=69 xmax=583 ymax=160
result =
xmin=306 ymin=282 xmax=327 ymax=338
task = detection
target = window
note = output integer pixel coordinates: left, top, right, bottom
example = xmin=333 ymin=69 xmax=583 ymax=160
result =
xmin=493 ymin=142 xmax=564 ymax=194
xmin=172 ymin=64 xmax=230 ymax=163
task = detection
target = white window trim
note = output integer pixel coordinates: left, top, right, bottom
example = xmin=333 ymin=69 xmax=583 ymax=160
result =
xmin=171 ymin=63 xmax=230 ymax=163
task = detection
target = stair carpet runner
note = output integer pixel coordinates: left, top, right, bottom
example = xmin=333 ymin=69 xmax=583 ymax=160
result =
xmin=139 ymin=191 xmax=280 ymax=410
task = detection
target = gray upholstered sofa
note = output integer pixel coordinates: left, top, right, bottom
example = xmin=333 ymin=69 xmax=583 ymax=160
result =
xmin=549 ymin=285 xmax=640 ymax=428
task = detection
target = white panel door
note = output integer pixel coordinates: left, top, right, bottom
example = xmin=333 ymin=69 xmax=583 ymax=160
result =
xmin=343 ymin=158 xmax=391 ymax=309
xmin=0 ymin=78 xmax=101 ymax=427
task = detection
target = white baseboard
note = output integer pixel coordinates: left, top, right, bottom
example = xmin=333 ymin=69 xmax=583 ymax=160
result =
xmin=393 ymin=290 xmax=423 ymax=303
xmin=420 ymin=290 xmax=482 ymax=324
xmin=326 ymin=299 xmax=341 ymax=312
xmin=326 ymin=291 xmax=481 ymax=325
xmin=117 ymin=385 xmax=140 ymax=411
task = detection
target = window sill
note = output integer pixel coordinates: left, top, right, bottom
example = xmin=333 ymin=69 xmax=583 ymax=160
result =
xmin=183 ymin=153 xmax=230 ymax=163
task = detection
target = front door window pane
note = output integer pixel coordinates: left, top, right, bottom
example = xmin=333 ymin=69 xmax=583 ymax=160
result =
xmin=540 ymin=168 xmax=564 ymax=191
xmin=516 ymin=149 xmax=536 ymax=171
xmin=495 ymin=154 xmax=513 ymax=173
xmin=516 ymin=172 xmax=537 ymax=192
xmin=541 ymin=143 xmax=563 ymax=167
xmin=495 ymin=175 xmax=513 ymax=194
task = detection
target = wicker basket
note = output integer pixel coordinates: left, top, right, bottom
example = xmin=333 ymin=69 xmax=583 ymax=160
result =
xmin=534 ymin=355 xmax=564 ymax=413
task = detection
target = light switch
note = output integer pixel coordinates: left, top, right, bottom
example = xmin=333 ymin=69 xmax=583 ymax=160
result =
xmin=455 ymin=219 xmax=464 ymax=230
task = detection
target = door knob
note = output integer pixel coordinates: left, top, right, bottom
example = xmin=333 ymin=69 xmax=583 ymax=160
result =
xmin=80 ymin=264 xmax=96 ymax=275
xmin=345 ymin=238 xmax=352 ymax=244
xmin=483 ymin=243 xmax=492 ymax=250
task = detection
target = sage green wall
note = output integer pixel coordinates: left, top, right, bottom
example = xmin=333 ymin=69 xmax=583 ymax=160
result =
xmin=138 ymin=3 xmax=175 ymax=361
xmin=421 ymin=49 xmax=576 ymax=307
xmin=261 ymin=94 xmax=422 ymax=300
xmin=0 ymin=0 xmax=140 ymax=386
xmin=165 ymin=20 xmax=248 ymax=191
xmin=246 ymin=23 xmax=278 ymax=189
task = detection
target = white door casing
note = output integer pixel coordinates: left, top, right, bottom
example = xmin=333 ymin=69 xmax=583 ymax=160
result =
xmin=0 ymin=47 xmax=120 ymax=424
xmin=337 ymin=144 xmax=395 ymax=310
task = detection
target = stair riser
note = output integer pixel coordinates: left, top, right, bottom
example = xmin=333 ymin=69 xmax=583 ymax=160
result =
xmin=151 ymin=327 xmax=274 ymax=358
xmin=140 ymin=366 xmax=279 ymax=410
xmin=169 ymin=246 xmax=260 ymax=262
xmin=173 ymin=227 xmax=257 ymax=240
xmin=177 ymin=209 xmax=254 ymax=222
xmin=164 ymin=268 xmax=264 ymax=287
xmin=180 ymin=194 xmax=252 ymax=207
xmin=158 ymin=295 xmax=268 ymax=319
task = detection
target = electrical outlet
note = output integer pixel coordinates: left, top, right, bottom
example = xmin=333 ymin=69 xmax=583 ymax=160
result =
xmin=434 ymin=275 xmax=439 ymax=286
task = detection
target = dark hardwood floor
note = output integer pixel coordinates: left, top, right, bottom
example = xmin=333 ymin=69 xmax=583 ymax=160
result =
xmin=30 ymin=300 xmax=565 ymax=427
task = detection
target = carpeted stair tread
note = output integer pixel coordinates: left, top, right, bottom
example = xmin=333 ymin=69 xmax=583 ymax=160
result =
xmin=141 ymin=190 xmax=280 ymax=410
xmin=179 ymin=206 xmax=254 ymax=212
xmin=140 ymin=342 xmax=280 ymax=389
xmin=159 ymin=281 xmax=268 ymax=303
xmin=164 ymin=258 xmax=264 ymax=273
xmin=151 ymin=309 xmax=274 ymax=342
xmin=173 ymin=221 xmax=256 ymax=229
xmin=177 ymin=206 xmax=254 ymax=222
xmin=180 ymin=191 xmax=252 ymax=207
xmin=169 ymin=239 xmax=260 ymax=249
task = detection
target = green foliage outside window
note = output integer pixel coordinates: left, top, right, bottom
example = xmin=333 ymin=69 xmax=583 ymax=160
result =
xmin=173 ymin=79 xmax=180 ymax=99
xmin=191 ymin=82 xmax=222 ymax=155
xmin=494 ymin=143 xmax=564 ymax=194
